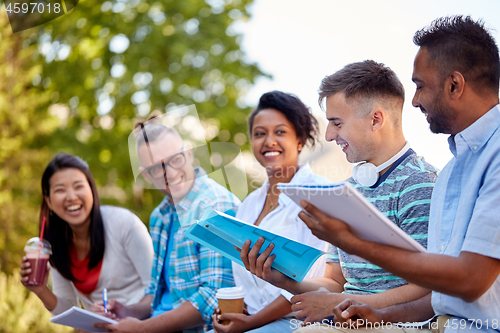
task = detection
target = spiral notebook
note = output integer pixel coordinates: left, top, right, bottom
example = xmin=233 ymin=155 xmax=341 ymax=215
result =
xmin=50 ymin=306 xmax=118 ymax=332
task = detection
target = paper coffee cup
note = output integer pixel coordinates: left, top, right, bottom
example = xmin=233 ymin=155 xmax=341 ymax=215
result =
xmin=24 ymin=237 xmax=52 ymax=285
xmin=216 ymin=287 xmax=245 ymax=325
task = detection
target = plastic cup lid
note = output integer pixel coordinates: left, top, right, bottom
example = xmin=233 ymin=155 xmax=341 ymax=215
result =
xmin=216 ymin=286 xmax=245 ymax=299
xmin=24 ymin=237 xmax=52 ymax=255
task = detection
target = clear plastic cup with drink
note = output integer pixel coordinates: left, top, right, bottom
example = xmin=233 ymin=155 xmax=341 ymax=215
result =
xmin=24 ymin=237 xmax=52 ymax=285
xmin=216 ymin=286 xmax=245 ymax=325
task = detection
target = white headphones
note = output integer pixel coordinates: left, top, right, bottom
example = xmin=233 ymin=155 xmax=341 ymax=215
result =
xmin=352 ymin=141 xmax=411 ymax=187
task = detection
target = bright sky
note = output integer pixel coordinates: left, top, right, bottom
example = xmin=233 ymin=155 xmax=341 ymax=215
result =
xmin=236 ymin=0 xmax=500 ymax=170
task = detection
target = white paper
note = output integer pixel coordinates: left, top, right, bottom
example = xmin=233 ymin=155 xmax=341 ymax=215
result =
xmin=50 ymin=306 xmax=118 ymax=332
xmin=278 ymin=183 xmax=427 ymax=255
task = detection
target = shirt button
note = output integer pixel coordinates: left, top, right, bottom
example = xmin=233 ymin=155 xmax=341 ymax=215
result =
xmin=440 ymin=245 xmax=445 ymax=252
xmin=473 ymin=146 xmax=478 ymax=151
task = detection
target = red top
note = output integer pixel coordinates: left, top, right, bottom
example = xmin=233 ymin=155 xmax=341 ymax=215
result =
xmin=70 ymin=247 xmax=103 ymax=295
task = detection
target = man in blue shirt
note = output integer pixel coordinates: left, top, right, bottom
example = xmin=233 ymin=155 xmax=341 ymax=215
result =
xmin=95 ymin=121 xmax=239 ymax=332
xmin=293 ymin=16 xmax=500 ymax=333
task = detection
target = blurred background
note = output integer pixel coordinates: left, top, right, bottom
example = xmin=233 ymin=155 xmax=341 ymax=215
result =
xmin=1 ymin=0 xmax=500 ymax=331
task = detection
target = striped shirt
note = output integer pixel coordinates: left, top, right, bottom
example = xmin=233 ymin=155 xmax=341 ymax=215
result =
xmin=326 ymin=150 xmax=438 ymax=294
xmin=145 ymin=168 xmax=240 ymax=332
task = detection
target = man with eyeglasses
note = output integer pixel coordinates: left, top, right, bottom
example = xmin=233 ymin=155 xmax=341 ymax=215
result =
xmin=94 ymin=122 xmax=240 ymax=333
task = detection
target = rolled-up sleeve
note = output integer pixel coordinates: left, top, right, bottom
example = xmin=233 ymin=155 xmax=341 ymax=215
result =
xmin=187 ymin=245 xmax=234 ymax=325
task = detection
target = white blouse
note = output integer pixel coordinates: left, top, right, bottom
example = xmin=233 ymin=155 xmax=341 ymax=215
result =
xmin=232 ymin=164 xmax=329 ymax=315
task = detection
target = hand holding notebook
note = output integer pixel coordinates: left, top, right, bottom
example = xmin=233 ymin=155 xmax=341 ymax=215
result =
xmin=277 ymin=182 xmax=427 ymax=254
xmin=50 ymin=306 xmax=118 ymax=332
xmin=185 ymin=209 xmax=325 ymax=282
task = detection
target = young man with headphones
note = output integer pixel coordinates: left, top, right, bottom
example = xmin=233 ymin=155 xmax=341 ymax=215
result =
xmin=238 ymin=60 xmax=439 ymax=326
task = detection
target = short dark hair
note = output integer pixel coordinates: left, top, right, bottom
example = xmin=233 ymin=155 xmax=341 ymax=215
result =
xmin=318 ymin=60 xmax=405 ymax=119
xmin=40 ymin=153 xmax=104 ymax=282
xmin=134 ymin=122 xmax=180 ymax=151
xmin=248 ymin=91 xmax=319 ymax=149
xmin=413 ymin=15 xmax=500 ymax=93
xmin=133 ymin=114 xmax=183 ymax=169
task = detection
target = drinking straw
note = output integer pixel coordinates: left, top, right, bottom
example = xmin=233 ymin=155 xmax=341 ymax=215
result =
xmin=34 ymin=216 xmax=47 ymax=284
xmin=40 ymin=216 xmax=46 ymax=243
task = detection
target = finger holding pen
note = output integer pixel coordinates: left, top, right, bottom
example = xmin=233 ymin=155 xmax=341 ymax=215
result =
xmin=96 ymin=289 xmax=130 ymax=319
xmin=91 ymin=299 xmax=120 ymax=319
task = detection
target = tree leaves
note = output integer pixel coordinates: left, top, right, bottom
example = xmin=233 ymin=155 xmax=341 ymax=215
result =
xmin=1 ymin=0 xmax=267 ymax=274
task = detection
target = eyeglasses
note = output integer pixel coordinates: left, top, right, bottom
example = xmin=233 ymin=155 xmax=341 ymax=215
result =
xmin=145 ymin=149 xmax=187 ymax=180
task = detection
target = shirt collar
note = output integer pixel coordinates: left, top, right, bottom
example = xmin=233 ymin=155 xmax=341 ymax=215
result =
xmin=266 ymin=163 xmax=312 ymax=206
xmin=158 ymin=194 xmax=173 ymax=215
xmin=448 ymin=105 xmax=500 ymax=157
xmin=159 ymin=167 xmax=207 ymax=213
xmin=176 ymin=167 xmax=206 ymax=211
xmin=369 ymin=148 xmax=415 ymax=189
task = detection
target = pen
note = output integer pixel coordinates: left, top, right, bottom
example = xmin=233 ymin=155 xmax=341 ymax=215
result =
xmin=103 ymin=288 xmax=108 ymax=314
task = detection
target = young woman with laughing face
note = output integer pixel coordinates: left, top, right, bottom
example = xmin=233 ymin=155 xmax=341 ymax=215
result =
xmin=210 ymin=91 xmax=330 ymax=333
xmin=20 ymin=153 xmax=153 ymax=316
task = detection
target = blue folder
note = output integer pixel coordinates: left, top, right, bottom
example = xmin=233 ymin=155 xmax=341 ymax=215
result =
xmin=185 ymin=209 xmax=325 ymax=282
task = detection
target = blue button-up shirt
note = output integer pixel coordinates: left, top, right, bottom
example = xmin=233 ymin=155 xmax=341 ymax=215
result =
xmin=429 ymin=105 xmax=500 ymax=332
xmin=145 ymin=168 xmax=239 ymax=332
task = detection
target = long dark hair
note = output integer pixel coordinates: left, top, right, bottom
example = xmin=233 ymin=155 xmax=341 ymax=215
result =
xmin=40 ymin=153 xmax=105 ymax=282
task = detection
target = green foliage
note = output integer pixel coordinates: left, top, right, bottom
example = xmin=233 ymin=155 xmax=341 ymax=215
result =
xmin=1 ymin=1 xmax=265 ymax=330
xmin=1 ymin=0 xmax=266 ymax=272
xmin=27 ymin=0 xmax=267 ymax=224
xmin=0 ymin=270 xmax=74 ymax=333
xmin=0 ymin=13 xmax=56 ymax=273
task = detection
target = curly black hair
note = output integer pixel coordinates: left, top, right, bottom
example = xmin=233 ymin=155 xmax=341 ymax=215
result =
xmin=248 ymin=91 xmax=319 ymax=150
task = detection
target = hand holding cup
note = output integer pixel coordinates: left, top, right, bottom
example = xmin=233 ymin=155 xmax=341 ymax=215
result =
xmin=215 ymin=287 xmax=245 ymax=325
xmin=21 ymin=237 xmax=52 ymax=293
xmin=20 ymin=256 xmax=50 ymax=293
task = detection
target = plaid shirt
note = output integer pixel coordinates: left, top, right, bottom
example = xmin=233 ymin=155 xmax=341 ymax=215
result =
xmin=145 ymin=168 xmax=239 ymax=332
